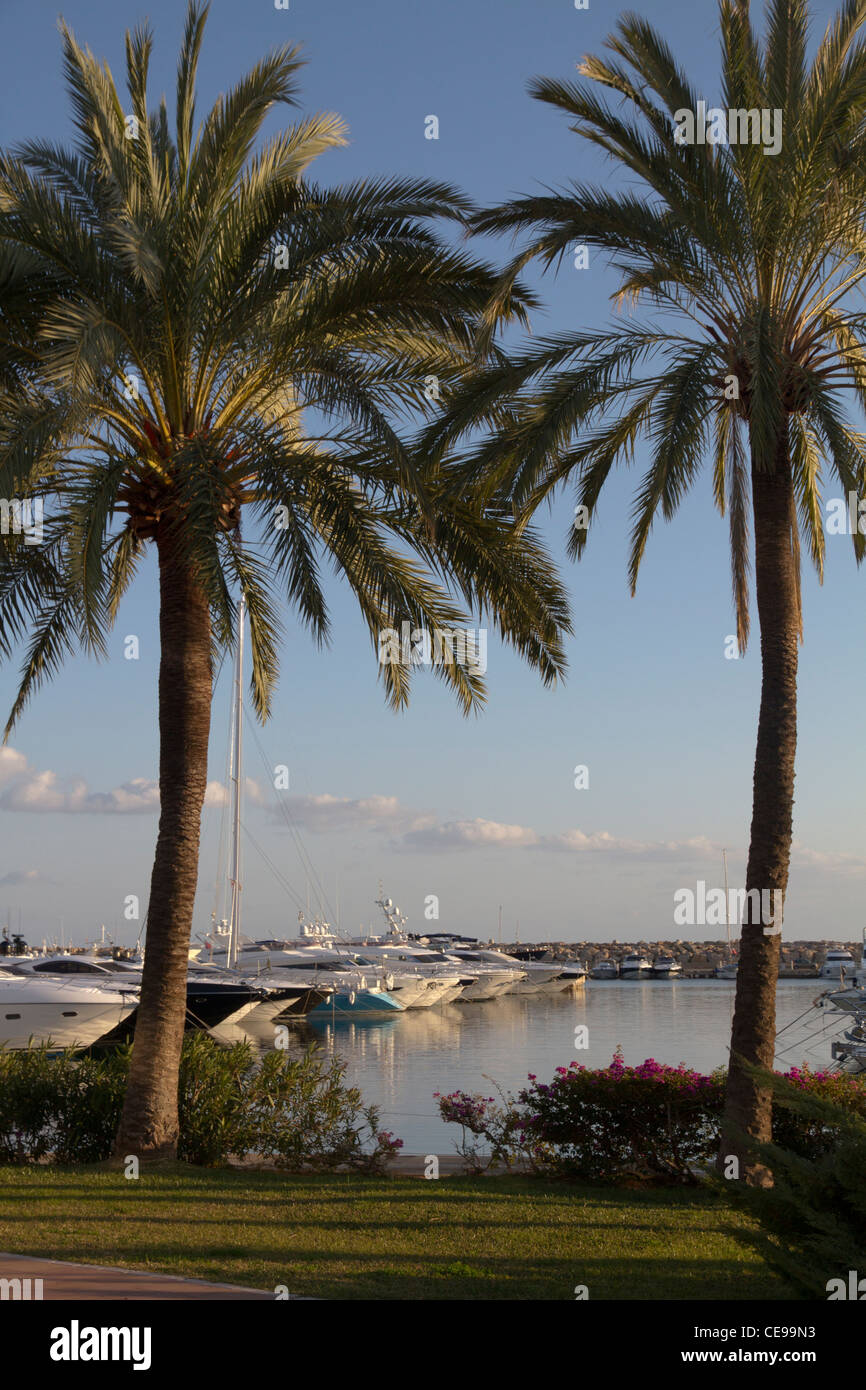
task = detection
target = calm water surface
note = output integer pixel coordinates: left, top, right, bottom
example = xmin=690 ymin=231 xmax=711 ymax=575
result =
xmin=264 ymin=979 xmax=836 ymax=1152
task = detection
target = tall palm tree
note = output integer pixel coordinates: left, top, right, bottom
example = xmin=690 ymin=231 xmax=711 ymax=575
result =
xmin=0 ymin=2 xmax=570 ymax=1159
xmin=420 ymin=0 xmax=866 ymax=1180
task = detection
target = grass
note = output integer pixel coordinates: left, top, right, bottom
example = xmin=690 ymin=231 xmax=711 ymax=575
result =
xmin=0 ymin=1165 xmax=793 ymax=1301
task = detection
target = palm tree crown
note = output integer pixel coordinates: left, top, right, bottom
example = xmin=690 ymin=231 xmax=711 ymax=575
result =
xmin=0 ymin=0 xmax=568 ymax=736
xmin=425 ymin=0 xmax=866 ymax=637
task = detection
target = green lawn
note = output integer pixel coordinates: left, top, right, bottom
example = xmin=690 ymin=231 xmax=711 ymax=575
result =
xmin=0 ymin=1165 xmax=793 ymax=1300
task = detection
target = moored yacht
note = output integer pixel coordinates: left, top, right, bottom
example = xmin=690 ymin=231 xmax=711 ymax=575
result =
xmin=346 ymin=895 xmax=467 ymax=1007
xmin=231 ymin=940 xmax=405 ymax=1015
xmin=7 ymin=953 xmax=282 ymax=1036
xmin=651 ymin=955 xmax=682 ymax=978
xmin=420 ymin=937 xmax=554 ymax=994
xmin=549 ymin=960 xmax=587 ymax=988
xmin=590 ymin=958 xmax=618 ymax=979
xmin=0 ymin=969 xmax=138 ymax=1050
xmin=438 ymin=953 xmax=522 ymax=999
xmin=822 ymin=948 xmax=857 ymax=981
xmin=415 ymin=940 xmax=524 ymax=999
xmin=619 ymin=953 xmax=652 ymax=978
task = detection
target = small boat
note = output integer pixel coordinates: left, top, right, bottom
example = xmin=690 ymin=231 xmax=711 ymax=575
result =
xmin=651 ymin=955 xmax=682 ymax=978
xmin=715 ymin=960 xmax=738 ymax=979
xmin=821 ymin=948 xmax=857 ymax=981
xmin=556 ymin=961 xmax=587 ymax=986
xmin=619 ymin=954 xmax=651 ymax=978
xmin=590 ymin=958 xmax=618 ymax=980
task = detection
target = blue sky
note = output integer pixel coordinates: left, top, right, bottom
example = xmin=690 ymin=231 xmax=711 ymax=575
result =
xmin=0 ymin=0 xmax=863 ymax=946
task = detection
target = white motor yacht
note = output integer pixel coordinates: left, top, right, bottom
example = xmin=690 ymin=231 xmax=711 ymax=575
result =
xmin=445 ymin=946 xmax=553 ymax=994
xmin=232 ymin=940 xmax=405 ymax=1015
xmin=651 ymin=955 xmax=682 ymax=978
xmin=0 ymin=968 xmax=137 ymax=1049
xmin=590 ymin=958 xmax=618 ymax=980
xmin=8 ymin=952 xmax=283 ymax=1034
xmin=619 ymin=953 xmax=652 ymax=978
xmin=348 ymin=895 xmax=476 ymax=1004
xmin=347 ymin=951 xmax=460 ymax=1008
xmin=822 ymin=948 xmax=857 ymax=981
xmin=427 ymin=947 xmax=523 ymax=999
xmin=481 ymin=949 xmax=568 ymax=992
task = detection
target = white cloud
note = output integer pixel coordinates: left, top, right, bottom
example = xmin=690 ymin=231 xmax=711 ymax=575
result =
xmin=0 ymin=747 xmax=29 ymax=786
xmin=272 ymin=792 xmax=433 ymax=834
xmin=1 ymin=747 xmax=859 ymax=879
xmin=0 ymin=750 xmax=159 ymax=815
xmin=538 ymin=831 xmax=720 ymax=859
xmin=790 ymin=841 xmax=866 ymax=875
xmin=0 ymin=752 xmax=270 ymax=817
xmin=402 ymin=817 xmax=539 ymax=850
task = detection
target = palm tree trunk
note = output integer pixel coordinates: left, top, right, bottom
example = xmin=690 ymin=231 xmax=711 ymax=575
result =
xmin=114 ymin=533 xmax=212 ymax=1160
xmin=720 ymin=423 xmax=798 ymax=1184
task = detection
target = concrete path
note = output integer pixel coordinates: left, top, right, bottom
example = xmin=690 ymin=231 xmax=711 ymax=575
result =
xmin=0 ymin=1252 xmax=276 ymax=1300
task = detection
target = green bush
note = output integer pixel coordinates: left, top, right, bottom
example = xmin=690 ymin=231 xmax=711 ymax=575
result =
xmin=52 ymin=1048 xmax=130 ymax=1164
xmin=0 ymin=1036 xmax=402 ymax=1171
xmin=178 ymin=1034 xmax=254 ymax=1166
xmin=721 ymin=1071 xmax=866 ymax=1299
xmin=0 ymin=1046 xmax=66 ymax=1163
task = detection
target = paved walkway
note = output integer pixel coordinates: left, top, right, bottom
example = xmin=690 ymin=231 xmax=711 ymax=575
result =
xmin=0 ymin=1253 xmax=276 ymax=1300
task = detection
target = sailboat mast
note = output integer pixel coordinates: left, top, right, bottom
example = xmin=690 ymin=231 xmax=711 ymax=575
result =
xmin=722 ymin=848 xmax=731 ymax=958
xmin=228 ymin=595 xmax=245 ymax=969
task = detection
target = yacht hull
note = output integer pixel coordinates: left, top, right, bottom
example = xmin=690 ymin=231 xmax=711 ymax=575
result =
xmin=310 ymin=989 xmax=405 ymax=1016
xmin=0 ymin=978 xmax=137 ymax=1050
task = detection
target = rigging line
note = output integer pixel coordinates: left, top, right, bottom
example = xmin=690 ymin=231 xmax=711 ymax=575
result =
xmin=775 ymin=1001 xmax=829 ymax=1038
xmin=774 ymin=1016 xmax=849 ymax=1061
xmin=240 ymin=818 xmax=307 ymax=917
xmin=263 ymin=768 xmax=334 ymax=923
xmin=242 ymin=708 xmax=339 ymax=928
xmin=775 ymin=1011 xmax=847 ymax=1049
xmin=210 ymin=652 xmax=233 ymax=930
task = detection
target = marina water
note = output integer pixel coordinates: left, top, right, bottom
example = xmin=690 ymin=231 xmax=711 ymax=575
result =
xmin=263 ymin=979 xmax=829 ymax=1153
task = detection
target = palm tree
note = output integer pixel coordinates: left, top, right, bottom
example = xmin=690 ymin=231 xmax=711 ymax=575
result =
xmin=0 ymin=2 xmax=569 ymax=1159
xmin=419 ymin=0 xmax=866 ymax=1180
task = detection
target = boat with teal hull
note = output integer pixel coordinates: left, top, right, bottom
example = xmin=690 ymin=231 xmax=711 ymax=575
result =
xmin=310 ymin=988 xmax=404 ymax=1016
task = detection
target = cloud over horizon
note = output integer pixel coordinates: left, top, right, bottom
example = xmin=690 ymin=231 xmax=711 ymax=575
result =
xmin=0 ymin=748 xmax=860 ymax=876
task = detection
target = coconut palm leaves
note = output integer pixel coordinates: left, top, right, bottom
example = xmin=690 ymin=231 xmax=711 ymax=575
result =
xmin=0 ymin=0 xmax=567 ymax=739
xmin=425 ymin=0 xmax=866 ymax=650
